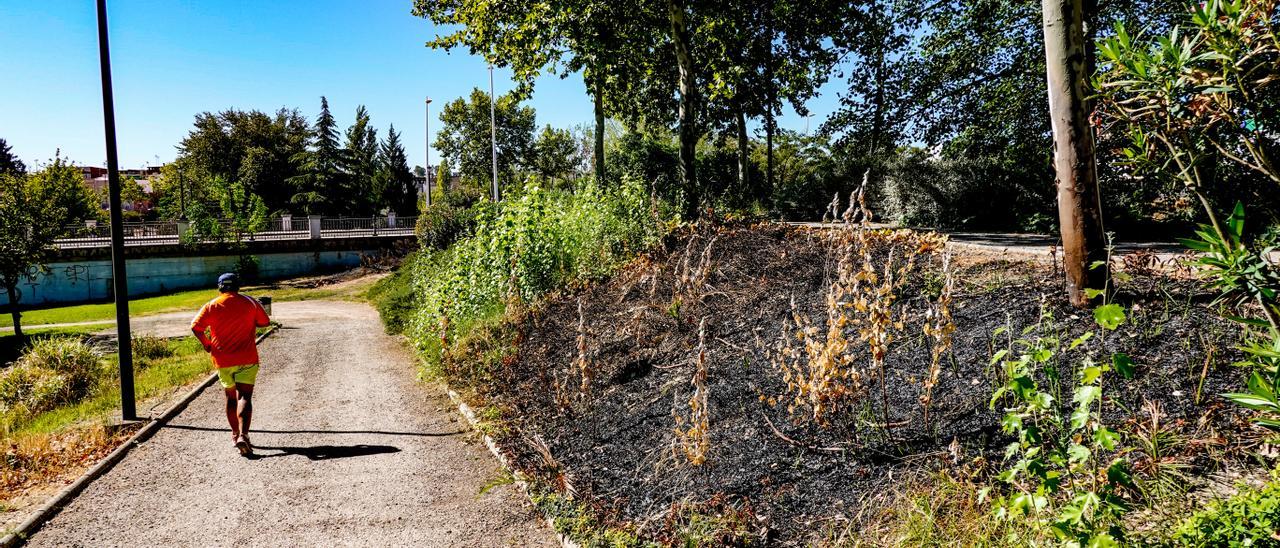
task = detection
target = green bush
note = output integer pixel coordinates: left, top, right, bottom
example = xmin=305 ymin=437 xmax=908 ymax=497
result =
xmin=416 ymin=187 xmax=485 ymax=249
xmin=1167 ymin=478 xmax=1280 ymax=547
xmin=131 ymin=334 xmax=174 ymax=362
xmin=0 ymin=338 xmax=102 ymax=425
xmin=409 ymin=176 xmax=662 ymax=365
xmin=367 ymin=252 xmax=420 ymax=335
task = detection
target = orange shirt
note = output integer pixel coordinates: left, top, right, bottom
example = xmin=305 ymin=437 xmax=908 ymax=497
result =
xmin=190 ymin=292 xmax=270 ymax=368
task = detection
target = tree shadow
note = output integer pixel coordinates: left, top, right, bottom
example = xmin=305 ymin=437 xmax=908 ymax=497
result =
xmin=245 ymin=444 xmax=400 ymax=461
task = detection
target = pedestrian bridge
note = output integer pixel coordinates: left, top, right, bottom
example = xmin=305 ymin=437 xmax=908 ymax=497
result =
xmin=7 ymin=216 xmax=418 ymax=308
xmin=55 ymin=215 xmax=417 ymax=249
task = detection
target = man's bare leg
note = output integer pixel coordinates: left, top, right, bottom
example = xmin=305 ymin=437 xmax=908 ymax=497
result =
xmin=224 ymin=387 xmax=239 ymax=440
xmin=236 ymin=383 xmax=254 ymax=436
xmin=235 ymin=383 xmax=254 ymax=454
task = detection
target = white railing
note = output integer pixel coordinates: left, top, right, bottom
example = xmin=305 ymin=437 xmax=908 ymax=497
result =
xmin=53 ymin=216 xmax=417 ymax=249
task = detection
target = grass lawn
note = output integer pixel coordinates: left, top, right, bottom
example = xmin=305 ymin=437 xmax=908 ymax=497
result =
xmin=0 ymin=288 xmax=216 ymax=329
xmin=1 ymin=273 xmax=383 ymax=330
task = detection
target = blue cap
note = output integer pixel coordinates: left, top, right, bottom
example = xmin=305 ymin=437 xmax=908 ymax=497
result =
xmin=217 ymin=272 xmax=240 ymax=290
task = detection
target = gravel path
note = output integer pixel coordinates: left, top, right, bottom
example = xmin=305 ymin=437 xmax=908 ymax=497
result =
xmin=26 ymin=300 xmax=556 ymax=547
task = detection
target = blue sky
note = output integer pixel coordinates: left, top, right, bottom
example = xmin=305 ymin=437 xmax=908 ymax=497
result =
xmin=0 ymin=0 xmax=843 ymax=170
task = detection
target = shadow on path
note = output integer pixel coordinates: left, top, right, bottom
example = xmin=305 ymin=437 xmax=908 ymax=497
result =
xmin=162 ymin=424 xmax=466 ymax=437
xmin=246 ymin=444 xmax=401 ymax=461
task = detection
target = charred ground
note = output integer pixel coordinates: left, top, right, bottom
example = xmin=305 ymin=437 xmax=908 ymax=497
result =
xmin=442 ymin=223 xmax=1256 ymax=545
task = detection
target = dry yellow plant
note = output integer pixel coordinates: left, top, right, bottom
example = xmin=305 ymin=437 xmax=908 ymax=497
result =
xmin=674 ymin=318 xmax=711 ymax=465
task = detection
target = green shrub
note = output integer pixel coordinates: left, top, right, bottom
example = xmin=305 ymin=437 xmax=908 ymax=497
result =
xmin=409 ymin=176 xmax=662 ymax=369
xmin=0 ymin=338 xmax=102 ymax=426
xmin=368 ymin=252 xmax=420 ymax=335
xmin=416 ymin=187 xmax=484 ymax=249
xmin=1167 ymin=478 xmax=1280 ymax=547
xmin=131 ymin=334 xmax=174 ymax=362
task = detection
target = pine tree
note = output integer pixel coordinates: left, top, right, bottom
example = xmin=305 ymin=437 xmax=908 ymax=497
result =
xmin=0 ymin=138 xmax=26 ymax=176
xmin=288 ymin=96 xmax=344 ymax=215
xmin=374 ymin=125 xmax=417 ymax=216
xmin=342 ymin=105 xmax=380 ymax=215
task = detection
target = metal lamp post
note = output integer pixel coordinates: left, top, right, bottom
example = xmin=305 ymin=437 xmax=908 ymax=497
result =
xmin=96 ymin=0 xmax=137 ymax=421
xmin=489 ymin=65 xmax=498 ymax=202
xmin=427 ymin=97 xmax=437 ymax=206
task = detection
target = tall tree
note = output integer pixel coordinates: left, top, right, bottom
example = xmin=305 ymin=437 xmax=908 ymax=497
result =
xmin=342 ymin=105 xmax=380 ymax=215
xmin=29 ymin=156 xmax=101 ymax=224
xmin=0 ymin=172 xmax=65 ymax=338
xmin=0 ymin=138 xmax=26 ymax=176
xmin=530 ymin=125 xmax=583 ymax=184
xmin=1042 ymin=0 xmax=1107 ymax=306
xmin=176 ymin=108 xmax=309 ymax=214
xmin=434 ymin=88 xmax=536 ymax=193
xmin=374 ymin=125 xmax=418 ymax=215
xmin=289 ymin=97 xmax=345 ymax=215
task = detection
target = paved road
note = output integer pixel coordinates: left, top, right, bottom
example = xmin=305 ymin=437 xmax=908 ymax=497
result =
xmin=26 ymin=300 xmax=556 ymax=547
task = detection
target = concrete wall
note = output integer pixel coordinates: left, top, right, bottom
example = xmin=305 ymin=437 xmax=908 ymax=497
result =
xmin=2 ymin=250 xmax=368 ymax=307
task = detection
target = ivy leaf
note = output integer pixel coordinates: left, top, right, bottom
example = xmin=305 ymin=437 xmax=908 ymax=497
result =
xmin=1093 ymin=304 xmax=1127 ymax=330
xmin=1112 ymin=352 xmax=1136 ymax=379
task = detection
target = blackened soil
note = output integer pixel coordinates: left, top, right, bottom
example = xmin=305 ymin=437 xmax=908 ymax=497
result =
xmin=463 ymin=224 xmax=1254 ymax=545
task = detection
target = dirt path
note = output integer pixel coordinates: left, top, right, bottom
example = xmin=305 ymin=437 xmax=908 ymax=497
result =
xmin=25 ymin=300 xmax=556 ymax=547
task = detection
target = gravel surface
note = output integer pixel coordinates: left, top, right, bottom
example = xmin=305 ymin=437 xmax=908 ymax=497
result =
xmin=26 ymin=300 xmax=556 ymax=547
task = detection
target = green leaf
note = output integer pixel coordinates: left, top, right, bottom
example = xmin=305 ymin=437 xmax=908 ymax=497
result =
xmin=1112 ymin=352 xmax=1136 ymax=379
xmin=1067 ymin=443 xmax=1091 ymax=463
xmin=1084 ymin=288 xmax=1106 ymax=300
xmin=1090 ymin=260 xmax=1108 ymax=271
xmin=1081 ymin=365 xmax=1103 ymax=384
xmin=1095 ymin=426 xmax=1121 ymax=451
xmin=1093 ymin=304 xmax=1126 ymax=330
xmin=1069 ymin=331 xmax=1095 ymax=350
xmin=1222 ymin=392 xmax=1280 ymax=411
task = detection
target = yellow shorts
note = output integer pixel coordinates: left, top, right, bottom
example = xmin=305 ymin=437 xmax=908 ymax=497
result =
xmin=216 ymin=364 xmax=259 ymax=388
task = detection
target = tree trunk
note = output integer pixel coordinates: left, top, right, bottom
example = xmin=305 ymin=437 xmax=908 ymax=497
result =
xmin=1042 ymin=0 xmax=1108 ymax=307
xmin=764 ymin=9 xmax=776 ymax=206
xmin=6 ymin=283 xmax=22 ymax=339
xmin=766 ymin=112 xmax=774 ymax=197
xmin=667 ymin=0 xmax=700 ymax=220
xmin=736 ymin=103 xmax=749 ymax=193
xmin=594 ymin=75 xmax=606 ymax=184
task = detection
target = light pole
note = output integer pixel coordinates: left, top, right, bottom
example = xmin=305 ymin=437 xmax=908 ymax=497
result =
xmin=96 ymin=0 xmax=136 ymax=421
xmin=489 ymin=65 xmax=499 ymax=202
xmin=425 ymin=97 xmax=432 ymax=207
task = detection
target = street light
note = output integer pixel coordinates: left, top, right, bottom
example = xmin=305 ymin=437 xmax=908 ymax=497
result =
xmin=425 ymin=97 xmax=432 ymax=207
xmin=489 ymin=65 xmax=498 ymax=202
xmin=96 ymin=0 xmax=137 ymax=421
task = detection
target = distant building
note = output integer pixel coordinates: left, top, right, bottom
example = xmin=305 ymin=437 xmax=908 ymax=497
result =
xmin=78 ymin=164 xmax=161 ymax=213
xmin=414 ymin=167 xmax=462 ymax=198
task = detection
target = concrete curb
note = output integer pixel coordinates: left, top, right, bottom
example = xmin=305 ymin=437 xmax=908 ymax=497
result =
xmin=445 ymin=388 xmax=580 ymax=548
xmin=0 ymin=325 xmax=279 ymax=547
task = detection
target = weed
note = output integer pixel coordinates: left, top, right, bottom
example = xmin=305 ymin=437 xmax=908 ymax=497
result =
xmin=662 ymin=494 xmax=760 ymax=546
xmin=1 ymin=338 xmax=102 ymax=430
xmin=1127 ymin=400 xmax=1192 ymax=503
xmin=131 ymin=334 xmax=173 ymax=363
xmin=1165 ymin=470 xmax=1280 ymax=547
xmin=985 ymin=300 xmax=1136 ymax=545
xmin=674 ymin=318 xmax=711 ymax=465
xmin=529 ymin=487 xmax=651 ymax=547
xmin=771 ymin=180 xmax=951 ymax=428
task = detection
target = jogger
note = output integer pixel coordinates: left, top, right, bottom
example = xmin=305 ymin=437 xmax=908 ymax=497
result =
xmin=191 ymin=273 xmax=270 ymax=455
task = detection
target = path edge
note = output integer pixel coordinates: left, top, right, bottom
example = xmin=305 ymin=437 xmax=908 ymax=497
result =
xmin=0 ymin=325 xmax=279 ymax=547
xmin=445 ymin=388 xmax=580 ymax=548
